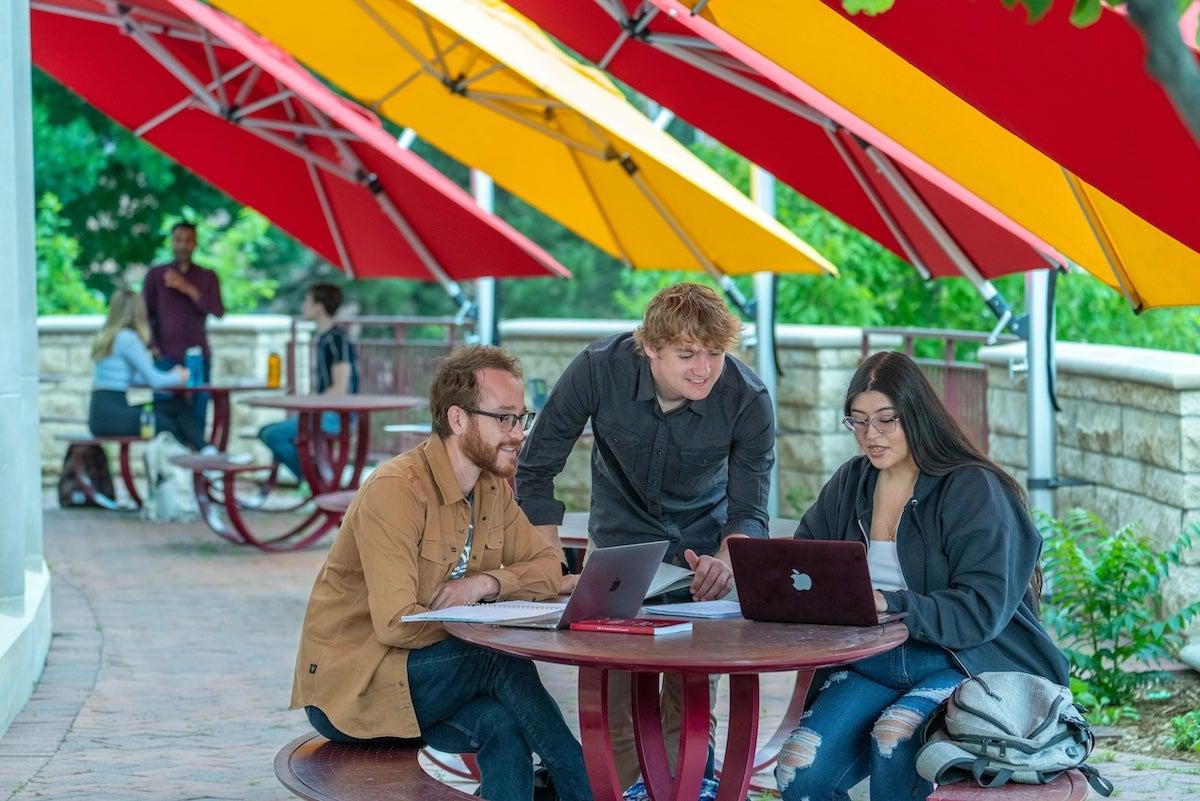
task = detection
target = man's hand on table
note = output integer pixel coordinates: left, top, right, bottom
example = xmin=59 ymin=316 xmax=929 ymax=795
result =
xmin=430 ymin=574 xmax=501 ymax=609
xmin=685 ymin=536 xmax=742 ymax=601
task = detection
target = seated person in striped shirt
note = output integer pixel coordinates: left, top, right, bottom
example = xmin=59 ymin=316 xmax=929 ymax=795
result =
xmin=258 ymin=283 xmax=359 ymax=483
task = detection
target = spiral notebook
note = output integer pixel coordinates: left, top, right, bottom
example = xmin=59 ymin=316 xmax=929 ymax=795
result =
xmin=401 ymin=600 xmax=566 ymax=625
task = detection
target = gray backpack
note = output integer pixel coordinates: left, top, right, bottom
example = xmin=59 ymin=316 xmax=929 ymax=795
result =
xmin=916 ymin=672 xmax=1113 ymax=796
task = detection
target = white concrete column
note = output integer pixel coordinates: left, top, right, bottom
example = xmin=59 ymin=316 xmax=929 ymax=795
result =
xmin=471 ymin=170 xmax=497 ymax=346
xmin=751 ymin=166 xmax=779 ymax=516
xmin=0 ymin=0 xmax=36 ymax=598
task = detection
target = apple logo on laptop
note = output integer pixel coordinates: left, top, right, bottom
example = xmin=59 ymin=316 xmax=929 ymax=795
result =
xmin=608 ymin=579 xmax=621 ymax=593
xmin=791 ymin=569 xmax=813 ymax=592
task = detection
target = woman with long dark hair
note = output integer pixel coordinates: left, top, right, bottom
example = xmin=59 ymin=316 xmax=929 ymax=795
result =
xmin=774 ymin=351 xmax=1067 ymax=801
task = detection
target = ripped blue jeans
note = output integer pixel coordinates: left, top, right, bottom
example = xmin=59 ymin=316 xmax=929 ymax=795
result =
xmin=775 ymin=641 xmax=965 ymax=801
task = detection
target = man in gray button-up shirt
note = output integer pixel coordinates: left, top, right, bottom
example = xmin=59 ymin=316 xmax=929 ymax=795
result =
xmin=516 ymin=283 xmax=775 ymax=784
xmin=518 ymin=282 xmax=774 ymax=593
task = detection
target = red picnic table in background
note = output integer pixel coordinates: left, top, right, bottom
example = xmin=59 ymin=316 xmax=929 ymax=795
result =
xmin=176 ymin=393 xmax=425 ymax=551
xmin=168 ymin=383 xmax=272 ymax=451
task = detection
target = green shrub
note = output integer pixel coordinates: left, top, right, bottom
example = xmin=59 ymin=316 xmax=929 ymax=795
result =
xmin=1172 ymin=709 xmax=1200 ymax=753
xmin=1038 ymin=509 xmax=1200 ymax=717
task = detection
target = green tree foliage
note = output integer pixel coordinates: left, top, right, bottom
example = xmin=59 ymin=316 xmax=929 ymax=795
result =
xmin=35 ymin=193 xmax=103 ymax=315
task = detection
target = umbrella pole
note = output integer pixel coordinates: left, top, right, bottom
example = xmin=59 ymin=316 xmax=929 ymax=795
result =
xmin=1025 ymin=270 xmax=1056 ymax=516
xmin=751 ymin=166 xmax=779 ymax=517
xmin=472 ymin=169 xmax=498 ymax=346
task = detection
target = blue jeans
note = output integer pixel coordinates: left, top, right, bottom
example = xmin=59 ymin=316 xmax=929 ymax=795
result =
xmin=775 ymin=641 xmax=965 ymax=801
xmin=154 ymin=355 xmax=209 ymax=443
xmin=309 ymin=638 xmax=592 ymax=801
xmin=258 ymin=412 xmax=340 ymax=482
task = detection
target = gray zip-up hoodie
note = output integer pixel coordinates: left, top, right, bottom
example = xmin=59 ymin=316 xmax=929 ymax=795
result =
xmin=794 ymin=455 xmax=1069 ymax=685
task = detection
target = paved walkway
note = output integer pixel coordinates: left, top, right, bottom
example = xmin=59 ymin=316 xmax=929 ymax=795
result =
xmin=1 ymin=507 xmax=1199 ymax=800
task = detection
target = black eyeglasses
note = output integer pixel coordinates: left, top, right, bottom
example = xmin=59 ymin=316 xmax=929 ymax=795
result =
xmin=465 ymin=408 xmax=536 ymax=433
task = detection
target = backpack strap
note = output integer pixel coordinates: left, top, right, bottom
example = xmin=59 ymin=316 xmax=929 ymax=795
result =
xmin=1077 ymin=764 xmax=1115 ymax=797
xmin=970 ymin=757 xmax=1012 ymax=788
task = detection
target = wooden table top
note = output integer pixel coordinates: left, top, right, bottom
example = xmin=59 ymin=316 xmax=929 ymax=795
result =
xmin=168 ymin=383 xmax=272 ymax=394
xmin=240 ymin=394 xmax=426 ymax=412
xmin=446 ymin=618 xmax=907 ymax=675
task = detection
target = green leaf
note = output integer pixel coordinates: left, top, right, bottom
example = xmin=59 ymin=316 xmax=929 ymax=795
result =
xmin=1070 ymin=0 xmax=1103 ymax=26
xmin=1016 ymin=0 xmax=1054 ymax=22
xmin=842 ymin=0 xmax=896 ymax=15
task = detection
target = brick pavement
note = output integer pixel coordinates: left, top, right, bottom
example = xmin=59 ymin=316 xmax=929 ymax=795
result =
xmin=1 ymin=507 xmax=1199 ymax=800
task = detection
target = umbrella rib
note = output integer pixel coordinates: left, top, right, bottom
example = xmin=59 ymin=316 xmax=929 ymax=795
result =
xmin=235 ymin=122 xmax=359 ymax=183
xmin=293 ymin=95 xmax=466 ymax=298
xmin=304 ymin=158 xmax=356 ymax=278
xmin=134 ymin=58 xmax=255 ymax=137
xmin=653 ymin=40 xmax=828 ymax=129
xmin=233 ymin=64 xmax=263 ymax=108
xmin=826 ymin=129 xmax=930 ymax=279
xmin=240 ymin=118 xmax=360 ymax=140
xmin=470 ymin=97 xmax=611 ymax=160
xmin=1061 ymin=168 xmax=1143 ymax=311
xmin=33 ymin=0 xmax=216 ymax=46
xmin=862 ymin=144 xmax=999 ymax=297
xmin=350 ymin=0 xmax=445 ymax=79
xmin=563 ymin=137 xmax=635 ymax=268
xmin=200 ymin=28 xmax=229 ymax=111
xmin=415 ymin=9 xmax=452 ymax=79
xmin=458 ymin=61 xmax=507 ymax=91
xmin=231 ymin=88 xmax=297 ymax=121
xmin=467 ymin=90 xmax=568 ymax=110
xmin=370 ymin=66 xmax=425 ymax=110
xmin=116 ymin=7 xmax=221 ymax=115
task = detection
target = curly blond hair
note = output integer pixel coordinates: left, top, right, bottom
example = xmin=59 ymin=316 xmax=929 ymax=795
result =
xmin=633 ymin=283 xmax=741 ymax=352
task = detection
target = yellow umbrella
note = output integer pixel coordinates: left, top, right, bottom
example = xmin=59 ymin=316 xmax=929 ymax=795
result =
xmin=661 ymin=0 xmax=1199 ymax=310
xmin=210 ymin=0 xmax=837 ymax=291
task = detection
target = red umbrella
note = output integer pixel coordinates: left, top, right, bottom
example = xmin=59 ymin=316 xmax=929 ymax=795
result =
xmin=31 ymin=0 xmax=568 ymax=307
xmin=506 ymin=0 xmax=1057 ymax=297
xmin=822 ymin=0 xmax=1200 ymax=261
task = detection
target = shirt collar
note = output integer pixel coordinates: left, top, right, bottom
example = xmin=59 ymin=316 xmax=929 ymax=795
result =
xmin=422 ymin=434 xmax=495 ymax=506
xmin=632 ymin=350 xmax=713 ymax=416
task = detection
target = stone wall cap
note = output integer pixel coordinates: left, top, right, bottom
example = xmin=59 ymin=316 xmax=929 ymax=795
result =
xmin=500 ymin=319 xmax=903 ymax=350
xmin=501 ymin=319 xmax=638 ymax=338
xmin=980 ymin=341 xmax=1200 ymax=390
xmin=39 ymin=314 xmax=298 ymax=334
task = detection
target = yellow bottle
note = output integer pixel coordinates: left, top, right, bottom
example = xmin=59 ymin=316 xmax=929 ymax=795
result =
xmin=267 ymin=352 xmax=281 ymax=389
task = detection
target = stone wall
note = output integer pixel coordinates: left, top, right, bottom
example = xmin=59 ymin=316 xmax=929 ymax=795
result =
xmin=37 ymin=315 xmax=310 ymax=486
xmin=981 ymin=341 xmax=1200 ymax=633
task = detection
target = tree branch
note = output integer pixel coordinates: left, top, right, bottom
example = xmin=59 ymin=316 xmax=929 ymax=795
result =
xmin=1124 ymin=0 xmax=1200 ymax=144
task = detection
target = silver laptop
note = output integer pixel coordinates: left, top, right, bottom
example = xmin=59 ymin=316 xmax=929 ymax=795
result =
xmin=502 ymin=540 xmax=669 ymax=629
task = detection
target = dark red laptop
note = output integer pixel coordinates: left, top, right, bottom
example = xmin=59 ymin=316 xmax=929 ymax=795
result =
xmin=729 ymin=538 xmax=906 ymax=626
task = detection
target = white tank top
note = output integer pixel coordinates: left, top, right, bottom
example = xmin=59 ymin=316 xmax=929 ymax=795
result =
xmin=867 ymin=541 xmax=908 ymax=592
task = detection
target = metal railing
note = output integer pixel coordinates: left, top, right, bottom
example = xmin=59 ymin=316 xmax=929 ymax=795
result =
xmin=287 ymin=315 xmax=474 ymax=455
xmin=861 ymin=327 xmax=1019 ymax=456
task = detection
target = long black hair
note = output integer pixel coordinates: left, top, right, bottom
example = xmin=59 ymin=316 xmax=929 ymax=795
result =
xmin=846 ymin=351 xmax=1042 ymax=604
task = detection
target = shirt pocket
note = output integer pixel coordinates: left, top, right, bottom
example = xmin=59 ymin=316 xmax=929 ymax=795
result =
xmin=417 ymin=538 xmax=455 ymax=597
xmin=592 ymin=417 xmax=643 ymax=479
xmin=669 ymin=446 xmax=727 ymax=496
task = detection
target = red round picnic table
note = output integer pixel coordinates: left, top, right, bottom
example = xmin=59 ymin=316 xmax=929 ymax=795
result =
xmin=447 ymin=618 xmax=908 ymax=801
xmin=168 ymin=383 xmax=272 ymax=451
xmin=240 ymin=394 xmax=426 ymax=496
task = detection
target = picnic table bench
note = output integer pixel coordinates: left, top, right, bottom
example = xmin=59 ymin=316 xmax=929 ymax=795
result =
xmin=275 ymin=734 xmax=473 ymax=801
xmin=928 ymin=770 xmax=1090 ymax=799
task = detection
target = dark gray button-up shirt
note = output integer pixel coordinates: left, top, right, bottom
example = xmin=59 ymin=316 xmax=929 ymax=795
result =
xmin=516 ymin=333 xmax=774 ymax=566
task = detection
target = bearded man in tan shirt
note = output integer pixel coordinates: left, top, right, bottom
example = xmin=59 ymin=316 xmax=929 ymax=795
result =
xmin=290 ymin=346 xmax=592 ymax=801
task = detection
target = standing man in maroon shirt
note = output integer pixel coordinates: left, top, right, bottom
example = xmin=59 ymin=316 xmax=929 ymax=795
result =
xmin=143 ymin=221 xmax=225 ymax=444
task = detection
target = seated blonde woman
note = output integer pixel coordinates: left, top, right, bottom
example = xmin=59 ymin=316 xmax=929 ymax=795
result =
xmin=88 ymin=289 xmax=204 ymax=451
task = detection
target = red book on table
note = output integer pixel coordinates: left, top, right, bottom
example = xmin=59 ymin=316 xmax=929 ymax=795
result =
xmin=569 ymin=618 xmax=692 ymax=636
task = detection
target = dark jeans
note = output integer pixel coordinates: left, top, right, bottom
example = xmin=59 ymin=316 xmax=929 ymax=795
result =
xmin=776 ymin=641 xmax=965 ymax=801
xmin=88 ymin=389 xmax=203 ymax=451
xmin=153 ymin=355 xmax=209 ymax=445
xmin=307 ymin=638 xmax=592 ymax=801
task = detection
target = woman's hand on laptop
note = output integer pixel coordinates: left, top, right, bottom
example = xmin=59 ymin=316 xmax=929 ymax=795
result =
xmin=558 ymin=573 xmax=580 ymax=595
xmin=684 ymin=548 xmax=734 ymax=600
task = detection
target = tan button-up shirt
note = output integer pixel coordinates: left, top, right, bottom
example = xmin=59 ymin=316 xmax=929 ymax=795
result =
xmin=290 ymin=435 xmax=561 ymax=738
